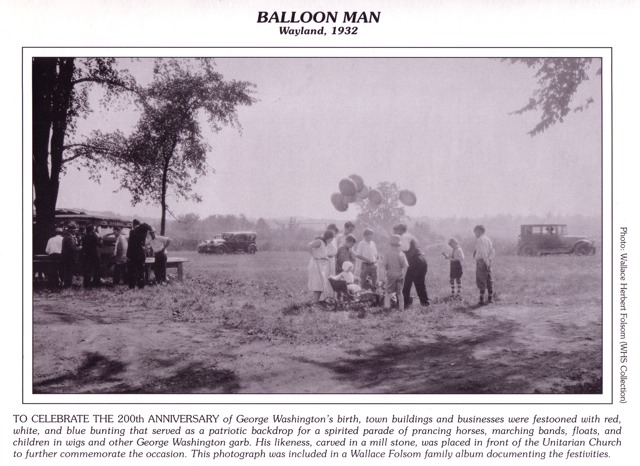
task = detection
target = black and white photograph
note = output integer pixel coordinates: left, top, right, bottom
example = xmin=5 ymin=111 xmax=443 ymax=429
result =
xmin=29 ymin=54 xmax=604 ymax=396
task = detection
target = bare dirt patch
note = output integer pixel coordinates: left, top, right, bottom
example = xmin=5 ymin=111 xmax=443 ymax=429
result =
xmin=32 ymin=251 xmax=602 ymax=394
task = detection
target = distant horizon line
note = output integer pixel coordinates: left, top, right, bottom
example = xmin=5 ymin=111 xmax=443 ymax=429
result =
xmin=59 ymin=206 xmax=601 ymax=224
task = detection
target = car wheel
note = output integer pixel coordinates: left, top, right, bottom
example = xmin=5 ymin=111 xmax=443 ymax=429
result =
xmin=519 ymin=244 xmax=536 ymax=256
xmin=247 ymin=244 xmax=257 ymax=254
xmin=215 ymin=245 xmax=227 ymax=254
xmin=574 ymin=243 xmax=591 ymax=256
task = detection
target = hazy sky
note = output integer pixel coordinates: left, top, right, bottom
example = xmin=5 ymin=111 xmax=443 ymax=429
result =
xmin=57 ymin=57 xmax=602 ymax=221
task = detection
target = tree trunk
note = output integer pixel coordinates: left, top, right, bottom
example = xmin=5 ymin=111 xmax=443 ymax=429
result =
xmin=32 ymin=58 xmax=57 ymax=254
xmin=160 ymin=157 xmax=169 ymax=235
xmin=49 ymin=58 xmax=75 ymax=208
xmin=32 ymin=58 xmax=76 ymax=253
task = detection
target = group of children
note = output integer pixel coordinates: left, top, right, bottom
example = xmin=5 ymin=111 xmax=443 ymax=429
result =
xmin=308 ymin=221 xmax=495 ymax=308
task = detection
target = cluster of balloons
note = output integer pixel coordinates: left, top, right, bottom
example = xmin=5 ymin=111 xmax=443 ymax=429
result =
xmin=330 ymin=174 xmax=417 ymax=212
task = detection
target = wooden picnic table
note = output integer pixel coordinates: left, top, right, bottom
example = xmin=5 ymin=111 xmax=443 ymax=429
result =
xmin=33 ymin=254 xmax=59 ymax=277
xmin=145 ymin=257 xmax=188 ymax=282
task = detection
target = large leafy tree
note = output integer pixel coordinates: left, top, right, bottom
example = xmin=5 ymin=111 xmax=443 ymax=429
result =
xmin=506 ymin=58 xmax=600 ymax=136
xmin=355 ymin=181 xmax=406 ymax=237
xmin=79 ymin=58 xmax=255 ymax=234
xmin=32 ymin=58 xmax=134 ymax=252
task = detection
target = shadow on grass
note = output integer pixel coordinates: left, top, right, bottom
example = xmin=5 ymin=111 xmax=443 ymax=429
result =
xmin=135 ymin=363 xmax=240 ymax=394
xmin=34 ymin=352 xmax=126 ymax=393
xmin=294 ymin=321 xmax=575 ymax=394
xmin=34 ymin=352 xmax=240 ymax=394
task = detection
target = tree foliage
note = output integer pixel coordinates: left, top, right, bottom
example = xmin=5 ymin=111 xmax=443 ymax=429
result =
xmin=32 ymin=57 xmax=135 ymax=252
xmin=355 ymin=181 xmax=406 ymax=236
xmin=506 ymin=58 xmax=600 ymax=136
xmin=77 ymin=58 xmax=256 ymax=234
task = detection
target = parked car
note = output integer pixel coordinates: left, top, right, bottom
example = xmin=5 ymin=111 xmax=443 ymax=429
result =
xmin=198 ymin=231 xmax=258 ymax=254
xmin=517 ymin=224 xmax=596 ymax=256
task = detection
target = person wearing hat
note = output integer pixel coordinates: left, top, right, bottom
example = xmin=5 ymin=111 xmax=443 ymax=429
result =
xmin=380 ymin=234 xmax=409 ymax=311
xmin=60 ymin=223 xmax=81 ymax=288
xmin=393 ymin=223 xmax=430 ymax=307
xmin=45 ymin=227 xmax=64 ymax=287
xmin=127 ymin=222 xmax=152 ymax=289
xmin=81 ymin=224 xmax=103 ymax=287
xmin=330 ymin=260 xmax=361 ymax=297
xmin=473 ymin=225 xmax=495 ymax=305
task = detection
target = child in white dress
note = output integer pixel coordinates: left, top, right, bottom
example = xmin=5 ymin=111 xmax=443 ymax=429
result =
xmin=330 ymin=261 xmax=361 ymax=296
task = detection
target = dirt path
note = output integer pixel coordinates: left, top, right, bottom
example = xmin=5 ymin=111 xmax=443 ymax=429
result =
xmin=32 ymin=288 xmax=601 ymax=395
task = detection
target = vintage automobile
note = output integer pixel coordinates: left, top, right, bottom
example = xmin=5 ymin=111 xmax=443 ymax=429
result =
xmin=197 ymin=231 xmax=258 ymax=254
xmin=517 ymin=224 xmax=596 ymax=256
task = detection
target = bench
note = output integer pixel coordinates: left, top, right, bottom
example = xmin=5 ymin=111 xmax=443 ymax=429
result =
xmin=33 ymin=254 xmax=60 ymax=279
xmin=145 ymin=257 xmax=188 ymax=282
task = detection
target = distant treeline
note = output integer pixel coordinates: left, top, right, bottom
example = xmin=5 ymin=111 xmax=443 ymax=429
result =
xmin=158 ymin=213 xmax=601 ymax=255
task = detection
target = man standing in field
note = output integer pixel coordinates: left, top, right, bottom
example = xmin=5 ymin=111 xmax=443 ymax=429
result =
xmin=60 ymin=223 xmax=80 ymax=288
xmin=127 ymin=220 xmax=152 ymax=289
xmin=355 ymin=228 xmax=378 ymax=290
xmin=393 ymin=223 xmax=430 ymax=308
xmin=81 ymin=224 xmax=103 ymax=287
xmin=473 ymin=225 xmax=495 ymax=305
xmin=149 ymin=229 xmax=171 ymax=284
xmin=112 ymin=226 xmax=128 ymax=285
xmin=45 ymin=227 xmax=64 ymax=286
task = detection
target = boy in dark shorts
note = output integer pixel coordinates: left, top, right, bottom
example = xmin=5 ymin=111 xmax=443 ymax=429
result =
xmin=473 ymin=225 xmax=495 ymax=305
xmin=381 ymin=234 xmax=409 ymax=311
xmin=443 ymin=238 xmax=464 ymax=297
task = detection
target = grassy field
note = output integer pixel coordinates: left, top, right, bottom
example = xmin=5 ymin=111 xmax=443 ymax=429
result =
xmin=32 ymin=250 xmax=602 ymax=394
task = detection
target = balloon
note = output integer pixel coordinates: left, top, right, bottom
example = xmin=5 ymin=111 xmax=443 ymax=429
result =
xmin=399 ymin=189 xmax=417 ymax=206
xmin=344 ymin=193 xmax=357 ymax=203
xmin=334 ymin=202 xmax=348 ymax=212
xmin=331 ymin=192 xmax=349 ymax=211
xmin=357 ymin=185 xmax=369 ymax=200
xmin=348 ymin=174 xmax=365 ymax=192
xmin=338 ymin=178 xmax=357 ymax=197
xmin=368 ymin=189 xmax=383 ymax=206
